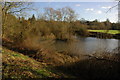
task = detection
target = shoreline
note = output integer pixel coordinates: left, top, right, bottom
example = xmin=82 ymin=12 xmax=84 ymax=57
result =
xmin=88 ymin=32 xmax=120 ymax=39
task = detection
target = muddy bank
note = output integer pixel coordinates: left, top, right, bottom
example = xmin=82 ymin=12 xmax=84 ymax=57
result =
xmin=88 ymin=32 xmax=120 ymax=39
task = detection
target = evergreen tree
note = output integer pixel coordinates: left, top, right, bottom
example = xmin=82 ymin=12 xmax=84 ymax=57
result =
xmin=28 ymin=14 xmax=36 ymax=23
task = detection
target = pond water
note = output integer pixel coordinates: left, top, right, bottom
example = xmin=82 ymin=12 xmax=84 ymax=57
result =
xmin=53 ymin=37 xmax=120 ymax=55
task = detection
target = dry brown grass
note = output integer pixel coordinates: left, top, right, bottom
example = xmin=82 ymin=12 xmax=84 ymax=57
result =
xmin=2 ymin=48 xmax=59 ymax=78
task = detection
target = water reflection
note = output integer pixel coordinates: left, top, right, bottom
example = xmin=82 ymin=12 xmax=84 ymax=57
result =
xmin=54 ymin=37 xmax=119 ymax=55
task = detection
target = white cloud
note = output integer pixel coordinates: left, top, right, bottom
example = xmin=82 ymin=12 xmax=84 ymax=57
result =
xmin=75 ymin=4 xmax=81 ymax=7
xmin=85 ymin=8 xmax=94 ymax=11
xmin=96 ymin=10 xmax=102 ymax=14
xmin=85 ymin=8 xmax=102 ymax=15
xmin=101 ymin=6 xmax=111 ymax=9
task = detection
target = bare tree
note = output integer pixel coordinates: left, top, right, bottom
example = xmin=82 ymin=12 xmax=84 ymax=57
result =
xmin=1 ymin=2 xmax=33 ymax=16
xmin=42 ymin=7 xmax=77 ymax=22
xmin=1 ymin=1 xmax=34 ymax=37
xmin=54 ymin=9 xmax=62 ymax=21
xmin=44 ymin=7 xmax=56 ymax=21
xmin=61 ymin=7 xmax=77 ymax=22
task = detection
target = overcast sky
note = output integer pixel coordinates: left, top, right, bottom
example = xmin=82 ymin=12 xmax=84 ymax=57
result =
xmin=27 ymin=2 xmax=118 ymax=23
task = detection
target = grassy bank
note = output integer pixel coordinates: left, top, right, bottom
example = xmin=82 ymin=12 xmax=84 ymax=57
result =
xmin=88 ymin=30 xmax=120 ymax=34
xmin=2 ymin=47 xmax=59 ymax=78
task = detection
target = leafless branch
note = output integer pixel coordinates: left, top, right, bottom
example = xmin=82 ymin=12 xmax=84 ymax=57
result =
xmin=106 ymin=4 xmax=118 ymax=13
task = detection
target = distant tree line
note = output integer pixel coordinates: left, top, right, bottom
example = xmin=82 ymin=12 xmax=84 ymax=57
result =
xmin=80 ymin=19 xmax=120 ymax=30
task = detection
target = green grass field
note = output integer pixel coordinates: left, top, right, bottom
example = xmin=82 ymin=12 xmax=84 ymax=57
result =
xmin=88 ymin=30 xmax=120 ymax=34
